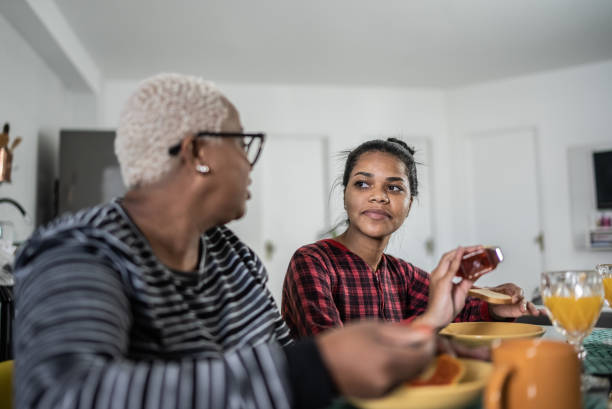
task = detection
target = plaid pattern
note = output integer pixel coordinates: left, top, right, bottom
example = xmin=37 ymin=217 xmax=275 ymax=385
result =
xmin=282 ymin=239 xmax=491 ymax=338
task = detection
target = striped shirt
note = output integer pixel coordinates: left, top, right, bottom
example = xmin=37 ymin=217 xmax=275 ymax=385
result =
xmin=13 ymin=200 xmax=334 ymax=409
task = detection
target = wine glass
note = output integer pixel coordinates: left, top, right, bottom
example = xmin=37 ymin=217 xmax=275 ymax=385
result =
xmin=540 ymin=270 xmax=604 ymax=360
xmin=596 ymin=264 xmax=612 ymax=307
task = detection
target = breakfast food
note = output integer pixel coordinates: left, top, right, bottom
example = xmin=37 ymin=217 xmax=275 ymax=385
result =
xmin=468 ymin=288 xmax=513 ymax=304
xmin=408 ymin=354 xmax=465 ymax=387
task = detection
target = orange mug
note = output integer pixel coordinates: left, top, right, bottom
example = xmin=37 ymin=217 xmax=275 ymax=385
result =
xmin=484 ymin=339 xmax=581 ymax=409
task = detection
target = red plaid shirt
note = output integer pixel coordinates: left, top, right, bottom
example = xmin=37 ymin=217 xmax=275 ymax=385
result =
xmin=281 ymin=239 xmax=491 ymax=338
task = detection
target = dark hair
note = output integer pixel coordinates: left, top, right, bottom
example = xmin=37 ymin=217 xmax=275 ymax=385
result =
xmin=341 ymin=137 xmax=418 ymax=198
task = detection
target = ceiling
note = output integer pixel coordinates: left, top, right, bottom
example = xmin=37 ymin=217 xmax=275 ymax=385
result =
xmin=54 ymin=0 xmax=612 ymax=87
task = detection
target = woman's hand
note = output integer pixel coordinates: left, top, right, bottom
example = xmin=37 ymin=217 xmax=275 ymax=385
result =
xmin=316 ymin=321 xmax=435 ymax=398
xmin=436 ymin=336 xmax=491 ymax=361
xmin=486 ymin=283 xmax=544 ymax=319
xmin=414 ymin=246 xmax=482 ymax=329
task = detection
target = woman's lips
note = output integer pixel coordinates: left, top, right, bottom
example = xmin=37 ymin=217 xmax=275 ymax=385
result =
xmin=362 ymin=209 xmax=391 ymax=220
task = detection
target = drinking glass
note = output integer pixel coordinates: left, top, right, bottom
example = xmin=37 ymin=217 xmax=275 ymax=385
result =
xmin=540 ymin=270 xmax=604 ymax=359
xmin=596 ymin=264 xmax=612 ymax=307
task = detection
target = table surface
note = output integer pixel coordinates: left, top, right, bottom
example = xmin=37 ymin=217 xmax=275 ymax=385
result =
xmin=329 ymin=326 xmax=612 ymax=409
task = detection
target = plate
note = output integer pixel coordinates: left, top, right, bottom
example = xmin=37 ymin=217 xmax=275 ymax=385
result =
xmin=439 ymin=322 xmax=545 ymax=346
xmin=350 ymin=359 xmax=492 ymax=409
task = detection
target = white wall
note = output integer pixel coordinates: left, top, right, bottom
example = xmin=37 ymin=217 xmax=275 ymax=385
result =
xmin=448 ymin=60 xmax=612 ymax=285
xmin=88 ymin=61 xmax=612 ymax=303
xmin=0 ymin=13 xmax=97 ymax=241
xmin=103 ymin=63 xmax=612 ymax=290
xmin=101 ymin=80 xmax=455 ymax=265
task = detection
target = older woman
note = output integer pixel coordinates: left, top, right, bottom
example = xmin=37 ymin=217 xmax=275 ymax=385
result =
xmin=13 ymin=74 xmax=441 ymax=409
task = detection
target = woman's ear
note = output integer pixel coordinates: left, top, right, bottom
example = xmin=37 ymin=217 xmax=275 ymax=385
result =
xmin=179 ymin=136 xmax=211 ymax=174
xmin=182 ymin=136 xmax=211 ymax=163
xmin=189 ymin=136 xmax=215 ymax=175
xmin=178 ymin=136 xmax=197 ymax=162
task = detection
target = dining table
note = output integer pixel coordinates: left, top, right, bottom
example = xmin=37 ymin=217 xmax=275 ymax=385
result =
xmin=327 ymin=325 xmax=612 ymax=409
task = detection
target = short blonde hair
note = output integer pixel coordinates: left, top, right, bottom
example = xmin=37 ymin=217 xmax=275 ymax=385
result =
xmin=115 ymin=73 xmax=228 ymax=188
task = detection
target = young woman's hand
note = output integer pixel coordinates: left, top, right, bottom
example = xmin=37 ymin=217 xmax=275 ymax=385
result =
xmin=486 ymin=283 xmax=544 ymax=319
xmin=415 ymin=246 xmax=482 ymax=329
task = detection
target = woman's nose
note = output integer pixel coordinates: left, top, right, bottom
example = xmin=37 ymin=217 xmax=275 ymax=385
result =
xmin=369 ymin=189 xmax=389 ymax=203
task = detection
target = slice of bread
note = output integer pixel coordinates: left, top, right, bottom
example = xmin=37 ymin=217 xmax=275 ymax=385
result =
xmin=468 ymin=288 xmax=513 ymax=304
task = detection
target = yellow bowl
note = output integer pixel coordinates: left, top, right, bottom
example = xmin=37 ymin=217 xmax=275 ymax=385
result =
xmin=439 ymin=322 xmax=545 ymax=347
xmin=350 ymin=359 xmax=492 ymax=409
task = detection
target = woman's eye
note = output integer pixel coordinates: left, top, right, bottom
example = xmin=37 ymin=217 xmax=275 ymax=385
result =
xmin=355 ymin=180 xmax=370 ymax=189
xmin=388 ymin=185 xmax=404 ymax=192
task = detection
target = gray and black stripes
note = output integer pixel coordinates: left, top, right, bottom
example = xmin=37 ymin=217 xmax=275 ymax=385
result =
xmin=13 ymin=200 xmax=293 ymax=409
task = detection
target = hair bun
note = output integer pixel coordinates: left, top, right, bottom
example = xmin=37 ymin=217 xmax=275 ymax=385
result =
xmin=387 ymin=137 xmax=415 ymax=156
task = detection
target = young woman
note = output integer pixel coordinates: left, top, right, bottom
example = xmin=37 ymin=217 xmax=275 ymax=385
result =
xmin=282 ymin=138 xmax=540 ymax=338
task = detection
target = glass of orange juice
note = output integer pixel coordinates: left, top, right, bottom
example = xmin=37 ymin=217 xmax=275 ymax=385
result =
xmin=541 ymin=270 xmax=603 ymax=359
xmin=595 ymin=264 xmax=612 ymax=307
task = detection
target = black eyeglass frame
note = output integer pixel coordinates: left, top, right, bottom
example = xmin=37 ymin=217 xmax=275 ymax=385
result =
xmin=168 ymin=132 xmax=266 ymax=167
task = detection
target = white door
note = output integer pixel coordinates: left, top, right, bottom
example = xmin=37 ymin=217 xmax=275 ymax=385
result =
xmin=262 ymin=136 xmax=329 ymax=305
xmin=466 ymin=128 xmax=544 ymax=299
xmin=230 ymin=135 xmax=330 ymax=306
xmin=385 ymin=139 xmax=436 ymax=271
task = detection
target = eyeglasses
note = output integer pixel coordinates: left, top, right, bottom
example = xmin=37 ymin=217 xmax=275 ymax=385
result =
xmin=168 ymin=132 xmax=266 ymax=167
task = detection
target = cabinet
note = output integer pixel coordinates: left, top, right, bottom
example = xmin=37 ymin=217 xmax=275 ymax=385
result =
xmin=588 ymin=228 xmax=612 ymax=250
